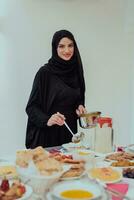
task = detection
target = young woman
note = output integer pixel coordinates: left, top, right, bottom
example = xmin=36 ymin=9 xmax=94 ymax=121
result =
xmin=25 ymin=30 xmax=86 ymax=148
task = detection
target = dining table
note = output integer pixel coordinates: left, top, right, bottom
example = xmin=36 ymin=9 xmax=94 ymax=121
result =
xmin=0 ymin=144 xmax=134 ymax=200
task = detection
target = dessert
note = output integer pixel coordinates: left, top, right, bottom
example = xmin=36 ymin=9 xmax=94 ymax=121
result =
xmin=106 ymin=152 xmax=134 ymax=161
xmin=88 ymin=167 xmax=122 ymax=182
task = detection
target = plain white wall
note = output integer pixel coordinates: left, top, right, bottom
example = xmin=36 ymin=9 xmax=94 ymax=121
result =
xmin=0 ymin=0 xmax=134 ymax=156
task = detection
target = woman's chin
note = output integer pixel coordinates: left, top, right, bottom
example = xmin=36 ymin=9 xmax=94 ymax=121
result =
xmin=61 ymin=56 xmax=72 ymax=61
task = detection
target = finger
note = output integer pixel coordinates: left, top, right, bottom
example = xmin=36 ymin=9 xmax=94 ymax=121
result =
xmin=53 ymin=116 xmax=65 ymax=125
xmin=56 ymin=112 xmax=66 ymax=120
xmin=54 ymin=119 xmax=65 ymax=126
xmin=80 ymin=107 xmax=87 ymax=114
xmin=76 ymin=109 xmax=80 ymax=116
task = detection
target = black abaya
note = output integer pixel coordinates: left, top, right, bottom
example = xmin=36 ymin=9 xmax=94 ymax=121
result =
xmin=26 ymin=66 xmax=81 ymax=148
xmin=25 ymin=30 xmax=85 ymax=148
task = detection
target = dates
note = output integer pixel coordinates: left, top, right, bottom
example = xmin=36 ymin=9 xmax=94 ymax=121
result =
xmin=0 ymin=178 xmax=9 ymax=192
xmin=123 ymin=168 xmax=134 ymax=178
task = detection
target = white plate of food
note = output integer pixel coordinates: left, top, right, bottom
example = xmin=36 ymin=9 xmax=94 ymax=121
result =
xmin=0 ymin=162 xmax=18 ymax=179
xmin=51 ymin=179 xmax=102 ymax=200
xmin=87 ymin=167 xmax=122 ymax=184
xmin=110 ymin=160 xmax=134 ymax=169
xmin=62 ymin=142 xmax=85 ymax=151
xmin=105 ymin=151 xmax=134 ymax=162
xmin=0 ymin=179 xmax=33 ymax=200
xmin=60 ymin=167 xmax=86 ymax=181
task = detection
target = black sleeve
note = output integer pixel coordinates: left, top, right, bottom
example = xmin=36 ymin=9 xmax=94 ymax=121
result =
xmin=26 ymin=70 xmax=49 ymax=128
xmin=76 ymin=92 xmax=85 ymax=108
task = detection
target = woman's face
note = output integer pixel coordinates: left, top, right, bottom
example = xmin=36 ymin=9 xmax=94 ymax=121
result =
xmin=57 ymin=37 xmax=74 ymax=61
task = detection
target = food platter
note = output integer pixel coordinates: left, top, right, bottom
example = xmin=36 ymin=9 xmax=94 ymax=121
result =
xmin=104 ymin=151 xmax=134 ymax=169
xmin=62 ymin=142 xmax=84 ymax=151
xmin=110 ymin=160 xmax=134 ymax=169
xmin=87 ymin=167 xmax=122 ymax=184
xmin=105 ymin=151 xmax=134 ymax=162
xmin=0 ymin=180 xmax=33 ymax=200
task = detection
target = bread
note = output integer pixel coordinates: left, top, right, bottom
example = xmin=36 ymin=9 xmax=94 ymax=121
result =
xmin=16 ymin=149 xmax=32 ymax=167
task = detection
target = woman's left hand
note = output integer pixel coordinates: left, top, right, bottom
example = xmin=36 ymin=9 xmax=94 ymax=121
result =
xmin=76 ymin=105 xmax=87 ymax=116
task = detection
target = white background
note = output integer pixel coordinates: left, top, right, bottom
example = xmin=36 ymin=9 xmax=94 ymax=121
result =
xmin=0 ymin=0 xmax=134 ymax=156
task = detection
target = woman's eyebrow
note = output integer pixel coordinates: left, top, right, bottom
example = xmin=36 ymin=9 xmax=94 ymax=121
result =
xmin=69 ymin=42 xmax=74 ymax=45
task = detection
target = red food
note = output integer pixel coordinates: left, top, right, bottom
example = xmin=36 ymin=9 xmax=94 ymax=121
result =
xmin=61 ymin=155 xmax=72 ymax=159
xmin=16 ymin=185 xmax=26 ymax=197
xmin=19 ymin=185 xmax=26 ymax=194
xmin=0 ymin=178 xmax=9 ymax=192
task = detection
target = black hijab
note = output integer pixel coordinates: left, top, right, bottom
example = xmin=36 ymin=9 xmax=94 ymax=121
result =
xmin=45 ymin=30 xmax=85 ymax=104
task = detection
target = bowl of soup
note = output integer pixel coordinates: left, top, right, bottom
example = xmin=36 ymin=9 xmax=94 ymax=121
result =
xmin=51 ymin=179 xmax=102 ymax=200
xmin=72 ymin=150 xmax=94 ymax=163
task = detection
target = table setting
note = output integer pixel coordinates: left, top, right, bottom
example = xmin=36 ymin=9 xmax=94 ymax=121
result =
xmin=0 ymin=113 xmax=134 ymax=200
xmin=0 ymin=143 xmax=134 ymax=200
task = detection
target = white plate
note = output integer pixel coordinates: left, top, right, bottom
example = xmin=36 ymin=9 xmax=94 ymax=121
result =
xmin=0 ymin=180 xmax=33 ymax=200
xmin=87 ymin=167 xmax=122 ymax=184
xmin=105 ymin=151 xmax=134 ymax=161
xmin=0 ymin=161 xmax=18 ymax=179
xmin=46 ymin=190 xmax=108 ymax=200
xmin=62 ymin=142 xmax=84 ymax=151
xmin=51 ymin=179 xmax=102 ymax=200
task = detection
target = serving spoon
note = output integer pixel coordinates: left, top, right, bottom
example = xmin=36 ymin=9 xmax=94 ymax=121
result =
xmin=64 ymin=121 xmax=84 ymax=143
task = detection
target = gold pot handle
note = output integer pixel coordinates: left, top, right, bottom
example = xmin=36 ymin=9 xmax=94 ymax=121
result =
xmin=80 ymin=111 xmax=101 ymax=117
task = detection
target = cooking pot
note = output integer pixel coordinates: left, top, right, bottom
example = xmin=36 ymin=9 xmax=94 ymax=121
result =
xmin=79 ymin=111 xmax=101 ymax=128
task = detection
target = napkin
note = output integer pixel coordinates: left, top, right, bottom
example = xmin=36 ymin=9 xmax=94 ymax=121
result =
xmin=106 ymin=183 xmax=129 ymax=200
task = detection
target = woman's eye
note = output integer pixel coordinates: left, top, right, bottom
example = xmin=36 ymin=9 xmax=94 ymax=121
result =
xmin=58 ymin=45 xmax=64 ymax=48
xmin=69 ymin=44 xmax=74 ymax=48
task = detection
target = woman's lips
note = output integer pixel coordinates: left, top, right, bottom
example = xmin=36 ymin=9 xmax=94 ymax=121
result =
xmin=64 ymin=54 xmax=72 ymax=58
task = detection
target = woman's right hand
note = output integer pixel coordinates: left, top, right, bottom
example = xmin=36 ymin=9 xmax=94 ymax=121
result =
xmin=47 ymin=112 xmax=65 ymax=126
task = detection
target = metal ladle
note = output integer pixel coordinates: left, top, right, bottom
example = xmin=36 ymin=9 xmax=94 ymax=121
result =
xmin=64 ymin=121 xmax=84 ymax=143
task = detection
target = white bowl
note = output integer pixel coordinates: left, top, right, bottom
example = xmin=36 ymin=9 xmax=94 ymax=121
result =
xmin=51 ymin=179 xmax=102 ymax=200
xmin=62 ymin=142 xmax=84 ymax=152
xmin=72 ymin=150 xmax=94 ymax=162
xmin=17 ymin=164 xmax=70 ymax=196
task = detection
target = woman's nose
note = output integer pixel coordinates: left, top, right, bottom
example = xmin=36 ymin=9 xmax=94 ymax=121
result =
xmin=64 ymin=47 xmax=70 ymax=52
